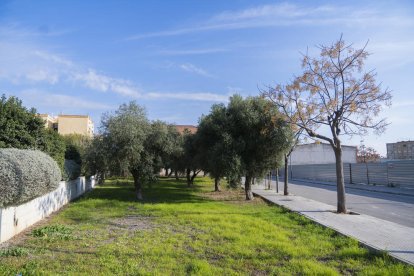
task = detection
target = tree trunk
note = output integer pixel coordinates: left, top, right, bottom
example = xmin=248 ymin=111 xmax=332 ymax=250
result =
xmin=334 ymin=144 xmax=347 ymax=213
xmin=98 ymin=172 xmax=105 ymax=185
xmin=190 ymin=170 xmax=200 ymax=184
xmin=284 ymin=153 xmax=289 ymax=195
xmin=275 ymin=168 xmax=279 ymax=193
xmin=168 ymin=170 xmax=174 ymax=177
xmin=164 ymin=168 xmax=169 ymax=177
xmin=245 ymin=175 xmax=254 ymax=200
xmin=214 ymin=177 xmax=221 ymax=192
xmin=133 ymin=175 xmax=143 ymax=200
xmin=174 ymin=170 xmax=179 ymax=180
xmin=186 ymin=168 xmax=191 ymax=187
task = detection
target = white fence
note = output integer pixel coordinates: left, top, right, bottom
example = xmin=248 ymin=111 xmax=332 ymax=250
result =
xmin=0 ymin=176 xmax=95 ymax=243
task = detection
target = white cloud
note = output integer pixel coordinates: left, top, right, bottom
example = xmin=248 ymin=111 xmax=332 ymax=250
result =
xmin=392 ymin=100 xmax=414 ymax=108
xmin=25 ymin=69 xmax=59 ymax=84
xmin=212 ymin=3 xmax=333 ymax=21
xmin=159 ymin=48 xmax=227 ymax=56
xmin=0 ymin=25 xmax=230 ymax=103
xmin=72 ymin=70 xmax=141 ymax=97
xmin=227 ymin=86 xmax=243 ymax=94
xmin=0 ymin=29 xmax=142 ymax=98
xmin=21 ymin=89 xmax=113 ymax=110
xmin=126 ymin=3 xmax=414 ymax=40
xmin=0 ymin=24 xmax=72 ymax=38
xmin=0 ymin=41 xmax=68 ymax=85
xmin=72 ymin=70 xmax=110 ymax=92
xmin=146 ymin=92 xmax=228 ymax=102
xmin=367 ymin=40 xmax=414 ymax=70
xmin=180 ymin=63 xmax=214 ymax=78
xmin=33 ymin=50 xmax=74 ymax=67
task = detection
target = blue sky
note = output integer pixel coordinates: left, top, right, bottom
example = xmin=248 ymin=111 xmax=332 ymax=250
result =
xmin=0 ymin=0 xmax=413 ymax=155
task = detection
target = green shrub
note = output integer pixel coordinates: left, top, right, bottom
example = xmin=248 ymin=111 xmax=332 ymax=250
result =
xmin=0 ymin=148 xmax=62 ymax=207
xmin=0 ymin=247 xmax=29 ymax=257
xmin=32 ymin=224 xmax=73 ymax=240
xmin=38 ymin=129 xmax=66 ymax=174
xmin=63 ymin=134 xmax=91 ymax=175
xmin=65 ymin=144 xmax=82 ymax=164
xmin=64 ymin=159 xmax=81 ymax=180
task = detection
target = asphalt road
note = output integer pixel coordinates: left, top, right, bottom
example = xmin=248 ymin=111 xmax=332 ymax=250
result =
xmin=268 ymin=179 xmax=414 ymax=228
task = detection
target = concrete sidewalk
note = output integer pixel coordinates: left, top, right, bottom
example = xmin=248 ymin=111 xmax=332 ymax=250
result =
xmin=252 ymin=183 xmax=414 ymax=266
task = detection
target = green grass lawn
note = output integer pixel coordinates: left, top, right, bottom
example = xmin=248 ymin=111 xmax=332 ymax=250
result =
xmin=0 ymin=178 xmax=413 ymax=275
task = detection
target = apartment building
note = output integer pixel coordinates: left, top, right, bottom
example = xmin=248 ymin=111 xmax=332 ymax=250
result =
xmin=175 ymin=125 xmax=197 ymax=134
xmin=387 ymin=141 xmax=414 ymax=160
xmin=38 ymin=114 xmax=94 ymax=137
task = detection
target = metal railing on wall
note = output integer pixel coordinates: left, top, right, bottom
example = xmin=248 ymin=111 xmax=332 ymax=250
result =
xmin=277 ymin=160 xmax=414 ymax=188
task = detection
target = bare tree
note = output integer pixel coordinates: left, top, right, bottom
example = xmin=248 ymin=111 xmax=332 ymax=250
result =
xmin=357 ymin=145 xmax=381 ymax=163
xmin=265 ymin=36 xmax=391 ymax=213
xmin=282 ymin=128 xmax=303 ymax=195
xmin=261 ymin=91 xmax=307 ymax=196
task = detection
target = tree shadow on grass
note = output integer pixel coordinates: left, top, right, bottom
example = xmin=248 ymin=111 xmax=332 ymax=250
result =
xmin=85 ymin=178 xmax=211 ymax=204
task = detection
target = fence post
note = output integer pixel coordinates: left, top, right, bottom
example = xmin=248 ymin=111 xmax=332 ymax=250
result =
xmin=349 ymin=163 xmax=353 ymax=184
xmin=386 ymin=162 xmax=390 ymax=186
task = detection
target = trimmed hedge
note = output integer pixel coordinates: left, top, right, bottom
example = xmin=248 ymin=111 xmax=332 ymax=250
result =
xmin=0 ymin=148 xmax=62 ymax=207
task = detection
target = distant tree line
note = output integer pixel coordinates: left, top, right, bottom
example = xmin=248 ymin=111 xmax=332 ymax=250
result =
xmin=84 ymin=95 xmax=293 ymax=200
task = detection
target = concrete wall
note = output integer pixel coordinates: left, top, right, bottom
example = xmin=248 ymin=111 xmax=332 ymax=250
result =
xmin=290 ymin=143 xmax=357 ymax=165
xmin=0 ymin=176 xmax=95 ymax=243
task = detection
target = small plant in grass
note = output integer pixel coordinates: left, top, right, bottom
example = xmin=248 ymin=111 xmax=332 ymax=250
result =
xmin=32 ymin=224 xmax=73 ymax=240
xmin=0 ymin=247 xmax=29 ymax=257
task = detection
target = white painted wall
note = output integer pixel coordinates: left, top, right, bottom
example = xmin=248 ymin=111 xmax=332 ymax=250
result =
xmin=290 ymin=143 xmax=357 ymax=165
xmin=0 ymin=176 xmax=95 ymax=243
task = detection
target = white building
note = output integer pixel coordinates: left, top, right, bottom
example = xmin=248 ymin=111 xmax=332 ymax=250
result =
xmin=290 ymin=143 xmax=357 ymax=165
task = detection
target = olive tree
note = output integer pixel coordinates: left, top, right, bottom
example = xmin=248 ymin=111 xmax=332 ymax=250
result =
xmin=140 ymin=120 xmax=180 ymax=187
xmin=160 ymin=124 xmax=183 ymax=177
xmin=266 ymin=37 xmax=391 ymax=213
xmin=197 ymin=103 xmax=241 ymax=192
xmin=100 ymin=101 xmax=150 ymax=199
xmin=181 ymin=131 xmax=202 ymax=187
xmin=84 ymin=135 xmax=109 ymax=184
xmin=226 ymin=95 xmax=292 ymax=200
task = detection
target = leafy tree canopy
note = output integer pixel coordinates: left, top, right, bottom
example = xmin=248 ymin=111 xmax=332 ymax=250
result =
xmin=0 ymin=94 xmax=66 ymax=174
xmin=0 ymin=94 xmax=44 ymax=149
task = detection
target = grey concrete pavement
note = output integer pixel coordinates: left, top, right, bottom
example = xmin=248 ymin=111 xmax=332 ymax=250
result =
xmin=252 ymin=184 xmax=414 ymax=266
xmin=269 ymin=178 xmax=414 ymax=228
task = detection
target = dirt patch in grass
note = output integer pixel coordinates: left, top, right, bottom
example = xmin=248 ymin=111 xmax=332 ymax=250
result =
xmin=204 ymin=189 xmax=265 ymax=205
xmin=108 ymin=215 xmax=154 ymax=232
